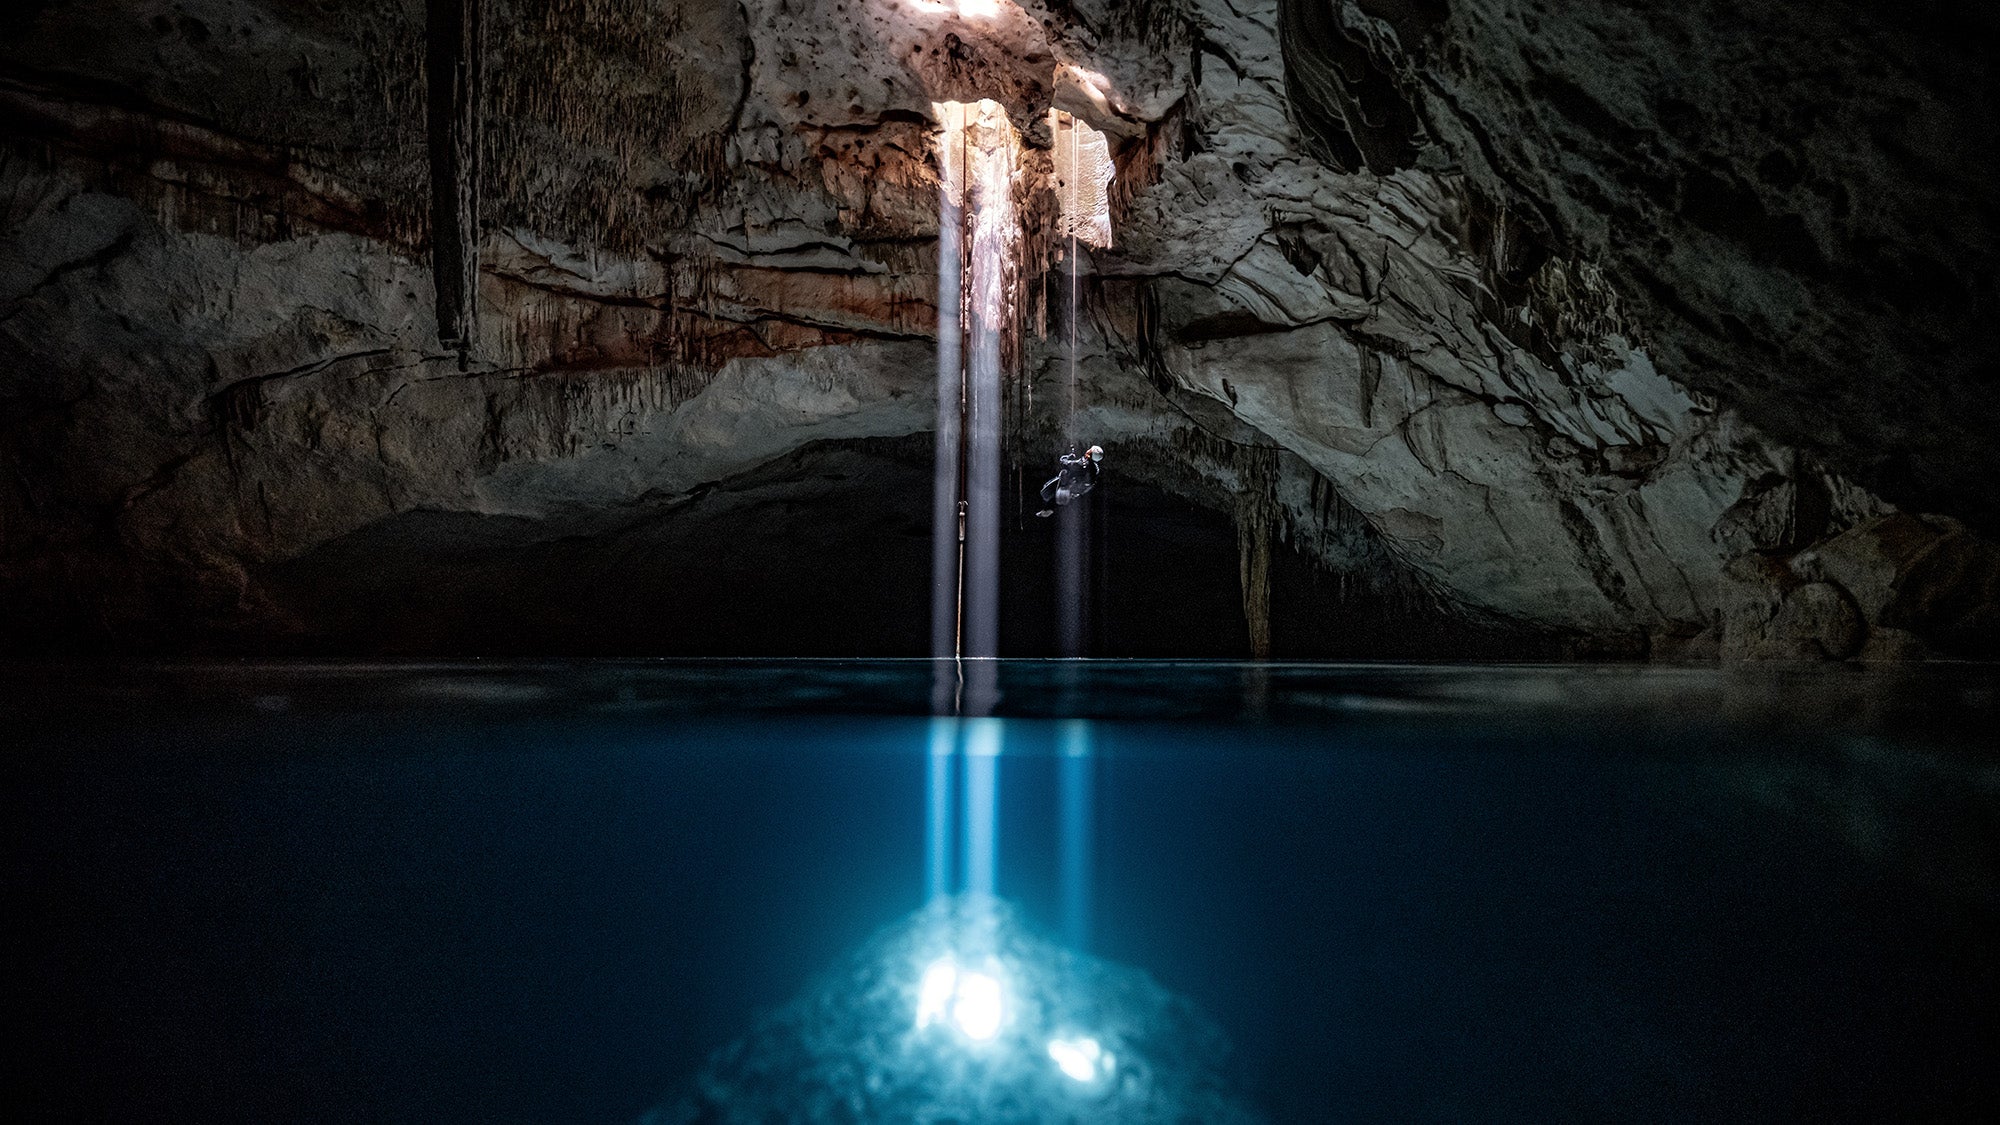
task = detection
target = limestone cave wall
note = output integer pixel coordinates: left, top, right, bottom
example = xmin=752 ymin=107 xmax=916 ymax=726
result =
xmin=1 ymin=0 xmax=1993 ymax=657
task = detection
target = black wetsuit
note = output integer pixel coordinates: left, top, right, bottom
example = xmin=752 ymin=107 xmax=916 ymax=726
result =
xmin=1040 ymin=453 xmax=1099 ymax=505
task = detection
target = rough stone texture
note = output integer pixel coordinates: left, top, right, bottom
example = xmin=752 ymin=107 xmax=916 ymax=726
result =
xmin=1797 ymin=514 xmax=2000 ymax=658
xmin=1296 ymin=0 xmax=2000 ymax=529
xmin=1719 ymin=571 xmax=1865 ymax=662
xmin=2 ymin=0 xmax=1995 ymax=656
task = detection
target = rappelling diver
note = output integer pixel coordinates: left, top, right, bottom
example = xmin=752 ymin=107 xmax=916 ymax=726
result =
xmin=1036 ymin=444 xmax=1103 ymax=517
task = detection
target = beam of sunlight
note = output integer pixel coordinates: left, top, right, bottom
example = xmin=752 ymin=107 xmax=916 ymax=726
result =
xmin=1050 ymin=109 xmax=1107 ymax=654
xmin=1057 ymin=500 xmax=1088 ymax=655
xmin=930 ymin=119 xmax=966 ymax=662
xmin=1058 ymin=719 xmax=1094 ymax=949
xmin=926 ymin=717 xmax=959 ymax=900
xmin=934 ymin=100 xmax=1019 ymax=660
xmin=962 ymin=716 xmax=1002 ymax=897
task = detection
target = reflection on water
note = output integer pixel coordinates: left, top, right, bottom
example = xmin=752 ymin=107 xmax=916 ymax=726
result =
xmin=2 ymin=661 xmax=1995 ymax=1123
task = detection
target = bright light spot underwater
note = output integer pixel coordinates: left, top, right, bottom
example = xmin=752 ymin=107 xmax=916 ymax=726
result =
xmin=915 ymin=957 xmax=1004 ymax=1041
xmin=957 ymin=0 xmax=1002 ymax=16
xmin=1047 ymin=1035 xmax=1113 ymax=1083
xmin=916 ymin=959 xmax=957 ymax=1028
xmin=955 ymin=970 xmax=1003 ymax=1040
xmin=674 ymin=899 xmax=1259 ymax=1119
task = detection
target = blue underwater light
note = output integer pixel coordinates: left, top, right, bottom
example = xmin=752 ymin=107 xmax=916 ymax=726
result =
xmin=658 ymin=896 xmax=1262 ymax=1122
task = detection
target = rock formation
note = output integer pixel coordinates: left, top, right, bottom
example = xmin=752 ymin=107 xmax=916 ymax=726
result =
xmin=1 ymin=0 xmax=1993 ymax=656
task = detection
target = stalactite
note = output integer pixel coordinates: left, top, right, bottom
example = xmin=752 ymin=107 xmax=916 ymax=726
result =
xmin=426 ymin=0 xmax=484 ymax=359
xmin=1233 ymin=445 xmax=1280 ymax=659
xmin=1107 ymin=101 xmax=1177 ymax=232
xmin=1147 ymin=420 xmax=1502 ymax=649
xmin=482 ymin=0 xmax=718 ymax=256
xmin=354 ymin=7 xmax=430 ymax=247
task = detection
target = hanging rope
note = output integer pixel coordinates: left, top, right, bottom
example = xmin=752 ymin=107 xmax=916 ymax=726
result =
xmin=1069 ymin=228 xmax=1078 ymax=443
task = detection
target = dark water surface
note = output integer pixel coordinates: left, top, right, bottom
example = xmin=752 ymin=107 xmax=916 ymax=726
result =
xmin=4 ymin=661 xmax=1996 ymax=1122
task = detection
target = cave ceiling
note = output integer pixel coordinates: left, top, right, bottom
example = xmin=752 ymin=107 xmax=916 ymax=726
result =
xmin=0 ymin=0 xmax=1994 ymax=656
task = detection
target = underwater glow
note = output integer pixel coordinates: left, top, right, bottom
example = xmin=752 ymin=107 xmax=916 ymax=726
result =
xmin=915 ymin=956 xmax=1005 ymax=1041
xmin=954 ymin=969 xmax=1004 ymax=1040
xmin=925 ymin=718 xmax=957 ymax=898
xmin=963 ymin=717 xmax=1001 ymax=895
xmin=1058 ymin=720 xmax=1094 ymax=948
xmin=916 ymin=958 xmax=958 ymax=1028
xmin=1047 ymin=1035 xmax=1112 ymax=1083
xmin=684 ymin=896 xmax=1260 ymax=1118
xmin=956 ymin=0 xmax=1002 ymax=16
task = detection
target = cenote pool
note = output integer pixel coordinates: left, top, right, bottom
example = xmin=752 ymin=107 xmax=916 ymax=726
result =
xmin=5 ymin=661 xmax=1996 ymax=1123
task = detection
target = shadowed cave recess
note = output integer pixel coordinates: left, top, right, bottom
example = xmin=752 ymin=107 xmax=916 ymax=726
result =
xmin=2 ymin=0 xmax=1996 ymax=658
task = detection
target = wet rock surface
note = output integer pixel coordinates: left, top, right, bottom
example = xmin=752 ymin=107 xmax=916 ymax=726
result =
xmin=1 ymin=0 xmax=1993 ymax=656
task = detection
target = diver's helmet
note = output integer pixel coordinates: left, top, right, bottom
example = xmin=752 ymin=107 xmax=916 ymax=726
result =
xmin=1087 ymin=445 xmax=1104 ymax=461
